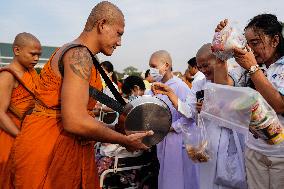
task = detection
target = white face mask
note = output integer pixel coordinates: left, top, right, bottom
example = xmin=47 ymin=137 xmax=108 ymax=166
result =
xmin=128 ymin=94 xmax=138 ymax=101
xmin=149 ymin=65 xmax=166 ymax=82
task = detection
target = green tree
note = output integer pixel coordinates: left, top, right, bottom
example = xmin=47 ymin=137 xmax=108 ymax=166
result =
xmin=122 ymin=66 xmax=142 ymax=78
xmin=123 ymin=66 xmax=138 ymax=75
xmin=35 ymin=67 xmax=42 ymax=74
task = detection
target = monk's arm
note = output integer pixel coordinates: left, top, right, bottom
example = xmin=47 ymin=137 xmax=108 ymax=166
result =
xmin=0 ymin=72 xmax=20 ymax=137
xmin=61 ymin=47 xmax=145 ymax=146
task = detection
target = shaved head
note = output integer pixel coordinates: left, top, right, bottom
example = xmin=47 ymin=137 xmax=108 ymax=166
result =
xmin=150 ymin=50 xmax=172 ymax=68
xmin=12 ymin=32 xmax=42 ymax=69
xmin=149 ymin=50 xmax=173 ymax=82
xmin=196 ymin=43 xmax=214 ymax=60
xmin=196 ymin=43 xmax=216 ymax=81
xmin=84 ymin=1 xmax=124 ymax=32
xmin=13 ymin=32 xmax=40 ymax=48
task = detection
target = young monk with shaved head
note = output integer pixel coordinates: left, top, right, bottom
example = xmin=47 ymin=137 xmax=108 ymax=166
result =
xmin=4 ymin=1 xmax=151 ymax=189
xmin=0 ymin=32 xmax=41 ymax=185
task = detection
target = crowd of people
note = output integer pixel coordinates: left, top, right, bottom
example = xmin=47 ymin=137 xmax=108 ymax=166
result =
xmin=0 ymin=1 xmax=284 ymax=189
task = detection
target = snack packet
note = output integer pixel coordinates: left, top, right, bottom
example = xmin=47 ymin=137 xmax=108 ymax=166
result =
xmin=211 ymin=22 xmax=247 ymax=60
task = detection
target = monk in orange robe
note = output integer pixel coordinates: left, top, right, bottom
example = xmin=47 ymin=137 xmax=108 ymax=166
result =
xmin=0 ymin=33 xmax=41 ymax=185
xmin=5 ymin=2 xmax=152 ymax=189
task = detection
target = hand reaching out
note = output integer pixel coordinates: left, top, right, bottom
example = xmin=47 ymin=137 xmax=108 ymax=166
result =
xmin=152 ymin=82 xmax=173 ymax=96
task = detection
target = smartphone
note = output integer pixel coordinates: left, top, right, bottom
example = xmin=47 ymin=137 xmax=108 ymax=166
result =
xmin=196 ymin=90 xmax=204 ymax=103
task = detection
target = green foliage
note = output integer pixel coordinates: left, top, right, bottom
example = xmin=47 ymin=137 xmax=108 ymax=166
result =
xmin=35 ymin=67 xmax=42 ymax=74
xmin=120 ymin=66 xmax=141 ymax=79
xmin=123 ymin=66 xmax=138 ymax=75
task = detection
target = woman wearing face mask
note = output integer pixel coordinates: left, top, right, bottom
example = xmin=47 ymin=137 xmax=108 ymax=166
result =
xmin=214 ymin=14 xmax=284 ymax=189
xmin=122 ymin=75 xmax=160 ymax=188
xmin=149 ymin=62 xmax=168 ymax=83
xmin=121 ymin=75 xmax=146 ymax=101
xmin=148 ymin=50 xmax=199 ymax=189
xmin=97 ymin=75 xmax=159 ymax=188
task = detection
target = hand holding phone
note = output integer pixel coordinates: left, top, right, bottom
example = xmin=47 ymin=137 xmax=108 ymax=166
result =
xmin=196 ymin=90 xmax=204 ymax=103
xmin=196 ymin=90 xmax=204 ymax=113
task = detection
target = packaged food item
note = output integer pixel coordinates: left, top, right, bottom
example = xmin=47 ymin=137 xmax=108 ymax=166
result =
xmin=181 ymin=116 xmax=212 ymax=163
xmin=185 ymin=141 xmax=210 ymax=162
xmin=230 ymin=92 xmax=284 ymax=145
xmin=250 ymin=116 xmax=284 ymax=145
xmin=250 ymin=99 xmax=269 ymax=125
xmin=211 ymin=22 xmax=247 ymax=60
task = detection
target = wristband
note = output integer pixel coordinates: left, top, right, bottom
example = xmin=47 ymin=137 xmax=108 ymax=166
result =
xmin=248 ymin=64 xmax=260 ymax=75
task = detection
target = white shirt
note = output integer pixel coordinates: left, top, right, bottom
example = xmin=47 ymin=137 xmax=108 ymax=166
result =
xmin=230 ymin=56 xmax=284 ymax=157
xmin=192 ymin=71 xmax=206 ymax=85
xmin=178 ymin=78 xmax=209 ymax=119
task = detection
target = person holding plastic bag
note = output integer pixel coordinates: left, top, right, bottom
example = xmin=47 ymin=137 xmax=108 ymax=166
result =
xmin=214 ymin=14 xmax=284 ymax=189
xmin=152 ymin=44 xmax=247 ymax=189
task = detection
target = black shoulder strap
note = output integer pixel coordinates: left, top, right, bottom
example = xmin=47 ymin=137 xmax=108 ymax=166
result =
xmin=84 ymin=47 xmax=126 ymax=106
xmin=58 ymin=43 xmax=83 ymax=76
xmin=58 ymin=43 xmax=126 ymax=106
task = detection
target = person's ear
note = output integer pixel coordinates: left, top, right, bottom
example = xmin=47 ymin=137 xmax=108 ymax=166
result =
xmin=133 ymin=85 xmax=139 ymax=91
xmin=132 ymin=85 xmax=140 ymax=95
xmin=97 ymin=19 xmax=107 ymax=33
xmin=13 ymin=46 xmax=20 ymax=56
xmin=272 ymin=34 xmax=280 ymax=48
xmin=164 ymin=62 xmax=170 ymax=71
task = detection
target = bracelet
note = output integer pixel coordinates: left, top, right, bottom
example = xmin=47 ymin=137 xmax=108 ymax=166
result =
xmin=248 ymin=64 xmax=260 ymax=75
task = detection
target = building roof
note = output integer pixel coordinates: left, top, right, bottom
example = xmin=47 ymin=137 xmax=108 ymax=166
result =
xmin=0 ymin=42 xmax=57 ymax=67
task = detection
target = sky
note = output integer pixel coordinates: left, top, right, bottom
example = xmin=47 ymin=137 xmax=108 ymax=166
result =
xmin=1 ymin=0 xmax=284 ymax=73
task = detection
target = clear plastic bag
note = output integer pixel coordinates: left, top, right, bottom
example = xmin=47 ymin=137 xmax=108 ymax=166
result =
xmin=182 ymin=115 xmax=212 ymax=163
xmin=211 ymin=21 xmax=247 ymax=61
xmin=200 ymin=83 xmax=284 ymax=145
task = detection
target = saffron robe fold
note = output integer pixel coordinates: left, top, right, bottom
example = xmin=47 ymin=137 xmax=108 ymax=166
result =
xmin=0 ymin=68 xmax=37 ymax=186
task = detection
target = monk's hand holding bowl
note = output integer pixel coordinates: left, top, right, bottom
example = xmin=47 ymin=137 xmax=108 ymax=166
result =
xmin=123 ymin=130 xmax=154 ymax=152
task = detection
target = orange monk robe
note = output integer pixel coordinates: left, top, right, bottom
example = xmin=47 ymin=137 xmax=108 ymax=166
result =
xmin=0 ymin=68 xmax=37 ymax=185
xmin=7 ymin=53 xmax=102 ymax=189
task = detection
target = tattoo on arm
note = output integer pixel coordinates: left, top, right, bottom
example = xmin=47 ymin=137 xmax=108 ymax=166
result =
xmin=68 ymin=47 xmax=93 ymax=81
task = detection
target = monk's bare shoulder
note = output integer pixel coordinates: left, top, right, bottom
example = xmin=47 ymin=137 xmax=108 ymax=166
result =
xmin=62 ymin=47 xmax=93 ymax=81
xmin=0 ymin=70 xmax=17 ymax=88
